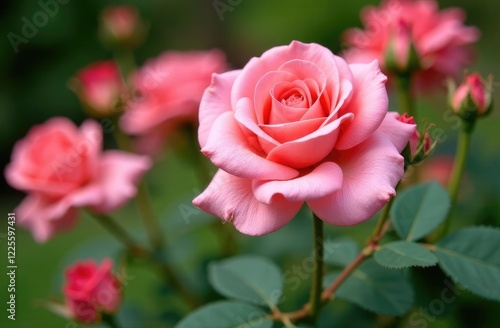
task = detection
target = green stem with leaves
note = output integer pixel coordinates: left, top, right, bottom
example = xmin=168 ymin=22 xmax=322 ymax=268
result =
xmin=433 ymin=121 xmax=474 ymax=240
xmin=87 ymin=211 xmax=199 ymax=308
xmin=308 ymin=213 xmax=324 ymax=322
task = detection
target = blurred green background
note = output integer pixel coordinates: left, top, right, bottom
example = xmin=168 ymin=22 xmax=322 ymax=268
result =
xmin=1 ymin=0 xmax=499 ymax=327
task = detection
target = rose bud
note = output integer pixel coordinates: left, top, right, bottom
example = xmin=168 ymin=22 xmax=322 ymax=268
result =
xmin=99 ymin=5 xmax=145 ymax=49
xmin=450 ymin=72 xmax=493 ymax=121
xmin=384 ymin=20 xmax=421 ymax=76
xmin=70 ymin=61 xmax=126 ymax=117
xmin=63 ymin=259 xmax=121 ymax=324
xmin=397 ymin=114 xmax=436 ymax=166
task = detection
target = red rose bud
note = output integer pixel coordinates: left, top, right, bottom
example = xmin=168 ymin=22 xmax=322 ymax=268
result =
xmin=451 ymin=73 xmax=493 ymax=119
xmin=99 ymin=5 xmax=145 ymax=49
xmin=63 ymin=259 xmax=121 ymax=324
xmin=70 ymin=61 xmax=125 ymax=117
xmin=398 ymin=114 xmax=436 ymax=165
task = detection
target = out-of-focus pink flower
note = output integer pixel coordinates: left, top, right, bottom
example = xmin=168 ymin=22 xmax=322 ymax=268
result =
xmin=72 ymin=61 xmax=125 ymax=117
xmin=100 ymin=5 xmax=144 ymax=49
xmin=121 ymin=50 xmax=227 ymax=154
xmin=451 ymin=72 xmax=493 ymax=117
xmin=343 ymin=0 xmax=480 ymax=90
xmin=64 ymin=259 xmax=121 ymax=324
xmin=4 ymin=118 xmax=151 ymax=242
xmin=420 ymin=155 xmax=455 ymax=186
xmin=193 ymin=41 xmax=415 ymax=236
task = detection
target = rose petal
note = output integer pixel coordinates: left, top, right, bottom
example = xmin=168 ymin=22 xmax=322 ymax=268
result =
xmin=308 ymin=132 xmax=404 ymax=226
xmin=260 ymin=118 xmax=324 ymax=144
xmin=253 ymin=162 xmax=343 ymax=204
xmin=266 ymin=113 xmax=353 ymax=169
xmin=335 ymin=60 xmax=388 ymax=150
xmin=16 ymin=194 xmax=79 ymax=243
xmin=193 ymin=170 xmax=302 ymax=235
xmin=378 ymin=112 xmax=416 ymax=152
xmin=234 ymin=97 xmax=280 ymax=153
xmin=202 ymin=111 xmax=299 ymax=180
xmin=89 ymin=151 xmax=151 ymax=213
xmin=254 ymin=70 xmax=300 ymax=124
xmin=198 ymin=70 xmax=241 ymax=148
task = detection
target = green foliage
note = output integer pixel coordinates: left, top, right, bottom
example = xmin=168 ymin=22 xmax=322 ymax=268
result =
xmin=374 ymin=241 xmax=438 ymax=269
xmin=175 ymin=301 xmax=273 ymax=328
xmin=324 ymin=237 xmax=359 ymax=267
xmin=208 ymin=255 xmax=283 ymax=307
xmin=434 ymin=226 xmax=500 ymax=301
xmin=323 ymin=259 xmax=414 ymax=316
xmin=391 ymin=182 xmax=450 ymax=241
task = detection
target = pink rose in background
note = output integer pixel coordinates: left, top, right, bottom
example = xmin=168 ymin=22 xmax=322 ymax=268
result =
xmin=193 ymin=41 xmax=415 ymax=235
xmin=121 ymin=50 xmax=227 ymax=154
xmin=343 ymin=0 xmax=480 ymax=90
xmin=5 ymin=118 xmax=151 ymax=242
xmin=72 ymin=61 xmax=125 ymax=117
xmin=64 ymin=259 xmax=121 ymax=324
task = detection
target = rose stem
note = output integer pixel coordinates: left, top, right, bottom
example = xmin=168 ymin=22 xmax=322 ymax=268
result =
xmin=395 ymin=74 xmax=416 ymax=120
xmin=431 ymin=120 xmax=474 ymax=241
xmin=308 ymin=212 xmax=324 ymax=322
xmin=86 ymin=210 xmax=200 ymax=308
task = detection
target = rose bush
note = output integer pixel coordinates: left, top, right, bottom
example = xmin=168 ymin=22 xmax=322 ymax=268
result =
xmin=343 ymin=0 xmax=479 ymax=90
xmin=193 ymin=41 xmax=415 ymax=235
xmin=64 ymin=259 xmax=121 ymax=324
xmin=4 ymin=118 xmax=151 ymax=242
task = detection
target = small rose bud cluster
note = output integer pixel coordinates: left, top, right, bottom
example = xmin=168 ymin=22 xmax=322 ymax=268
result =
xmin=399 ymin=114 xmax=437 ymax=166
xmin=449 ymin=72 xmax=494 ymax=125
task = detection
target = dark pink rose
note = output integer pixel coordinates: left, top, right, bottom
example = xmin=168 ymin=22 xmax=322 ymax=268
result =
xmin=64 ymin=259 xmax=121 ymax=324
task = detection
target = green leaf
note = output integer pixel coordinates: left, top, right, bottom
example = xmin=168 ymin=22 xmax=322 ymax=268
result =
xmin=374 ymin=241 xmax=438 ymax=269
xmin=209 ymin=255 xmax=282 ymax=307
xmin=176 ymin=301 xmax=273 ymax=328
xmin=391 ymin=182 xmax=450 ymax=241
xmin=434 ymin=226 xmax=500 ymax=301
xmin=323 ymin=259 xmax=414 ymax=315
xmin=324 ymin=237 xmax=359 ymax=267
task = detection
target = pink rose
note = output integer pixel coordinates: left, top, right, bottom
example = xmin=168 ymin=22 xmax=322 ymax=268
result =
xmin=452 ymin=72 xmax=493 ymax=116
xmin=121 ymin=50 xmax=227 ymax=154
xmin=64 ymin=259 xmax=121 ymax=324
xmin=193 ymin=41 xmax=415 ymax=235
xmin=343 ymin=0 xmax=480 ymax=90
xmin=5 ymin=118 xmax=151 ymax=242
xmin=72 ymin=61 xmax=125 ymax=117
